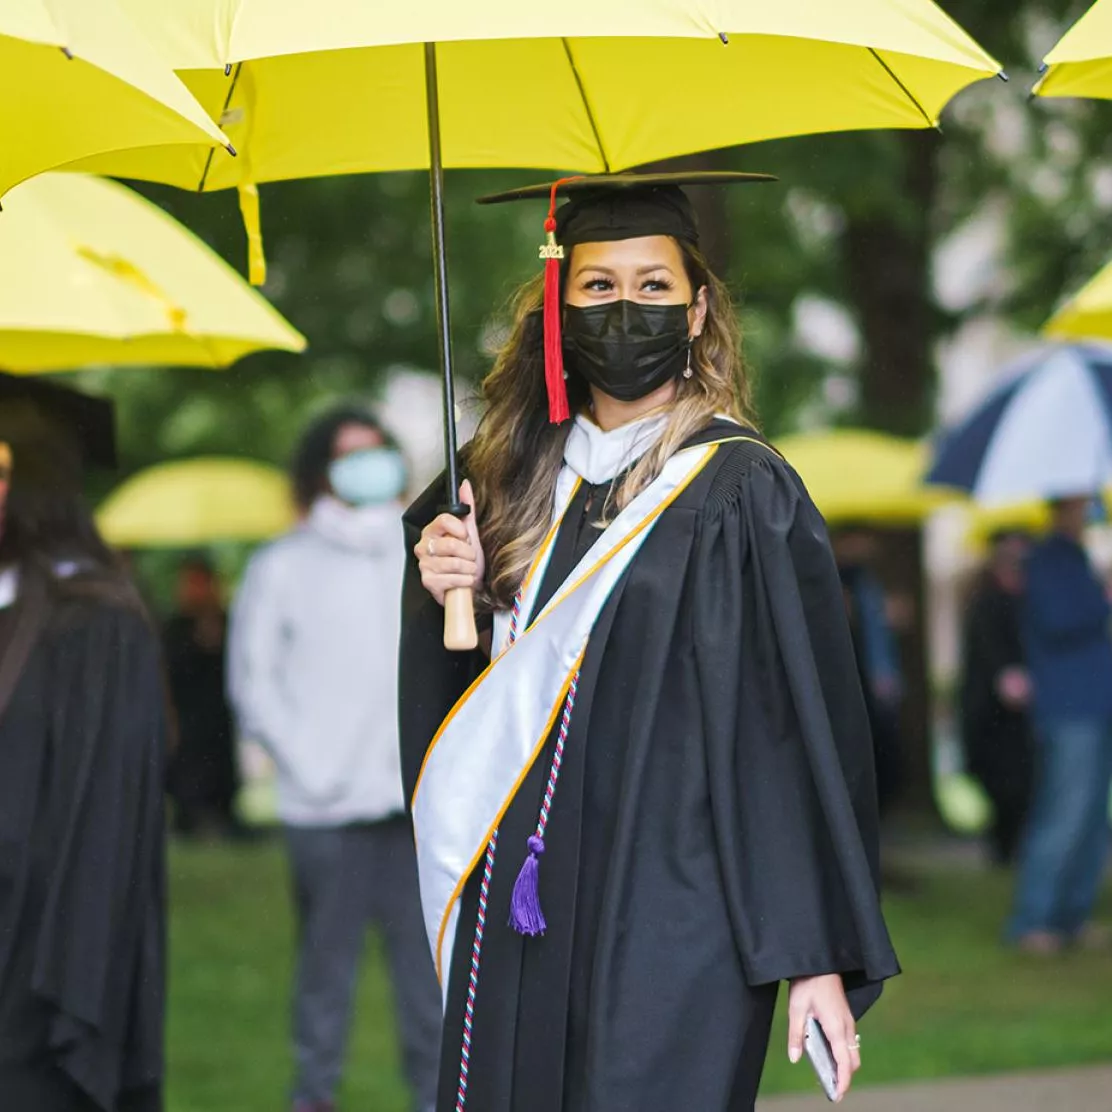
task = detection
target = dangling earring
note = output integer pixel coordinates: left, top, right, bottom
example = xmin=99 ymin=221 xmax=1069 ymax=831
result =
xmin=682 ymin=342 xmax=694 ymax=380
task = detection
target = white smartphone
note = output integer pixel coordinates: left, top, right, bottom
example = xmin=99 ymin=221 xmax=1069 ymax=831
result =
xmin=804 ymin=1016 xmax=839 ymax=1102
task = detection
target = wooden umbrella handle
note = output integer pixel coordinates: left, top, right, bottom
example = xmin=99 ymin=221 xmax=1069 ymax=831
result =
xmin=444 ymin=586 xmax=478 ymax=651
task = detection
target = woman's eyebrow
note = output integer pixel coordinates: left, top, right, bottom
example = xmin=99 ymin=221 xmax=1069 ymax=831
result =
xmin=573 ymin=264 xmax=616 ymax=279
xmin=573 ymin=263 xmax=676 ymax=278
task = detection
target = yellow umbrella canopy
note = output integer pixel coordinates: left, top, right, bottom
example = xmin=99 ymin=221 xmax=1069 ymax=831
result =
xmin=97 ymin=457 xmax=296 ymax=547
xmin=776 ymin=428 xmax=951 ymax=526
xmin=1035 ymin=0 xmax=1112 ymax=99
xmin=80 ymin=0 xmax=1000 ymax=190
xmin=963 ymin=491 xmax=1112 ymax=552
xmin=0 ymin=0 xmax=230 ymax=199
xmin=963 ymin=500 xmax=1050 ymax=554
xmin=1044 ymin=256 xmax=1112 ymax=341
xmin=0 ymin=173 xmax=306 ymax=372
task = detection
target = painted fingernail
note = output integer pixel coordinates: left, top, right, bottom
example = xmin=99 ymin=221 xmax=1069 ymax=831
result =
xmin=788 ymin=1047 xmax=801 ymax=1064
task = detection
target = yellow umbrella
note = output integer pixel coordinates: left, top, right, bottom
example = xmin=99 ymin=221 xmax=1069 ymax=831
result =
xmin=776 ymin=429 xmax=952 ymax=526
xmin=0 ymin=173 xmax=305 ymax=372
xmin=87 ymin=1 xmax=1000 ymax=192
xmin=963 ymin=491 xmax=1112 ymax=552
xmin=963 ymin=500 xmax=1049 ymax=554
xmin=97 ymin=457 xmax=296 ymax=547
xmin=1035 ymin=0 xmax=1112 ymax=99
xmin=0 ymin=0 xmax=231 ymax=199
xmin=1044 ymin=257 xmax=1112 ymax=341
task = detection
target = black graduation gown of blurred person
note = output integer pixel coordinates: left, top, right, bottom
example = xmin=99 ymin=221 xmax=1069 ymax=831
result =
xmin=163 ymin=610 xmax=239 ymax=833
xmin=0 ymin=570 xmax=167 ymax=1112
xmin=400 ymin=424 xmax=899 ymax=1112
xmin=959 ymin=575 xmax=1034 ymax=865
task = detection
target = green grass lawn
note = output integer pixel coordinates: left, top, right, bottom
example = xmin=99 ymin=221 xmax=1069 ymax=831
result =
xmin=167 ymin=840 xmax=1112 ymax=1111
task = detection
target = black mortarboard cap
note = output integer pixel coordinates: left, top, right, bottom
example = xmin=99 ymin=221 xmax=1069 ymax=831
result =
xmin=0 ymin=372 xmax=116 ymax=469
xmin=478 ymin=171 xmax=776 ymax=250
xmin=476 ymin=172 xmax=777 ymax=423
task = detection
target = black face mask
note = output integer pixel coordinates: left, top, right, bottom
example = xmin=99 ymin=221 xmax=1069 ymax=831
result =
xmin=562 ymin=300 xmax=691 ymax=402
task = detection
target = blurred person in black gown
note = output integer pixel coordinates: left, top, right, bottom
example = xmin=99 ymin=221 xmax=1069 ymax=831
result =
xmin=959 ymin=531 xmax=1034 ymax=866
xmin=0 ymin=374 xmax=167 ymax=1112
xmin=164 ymin=555 xmax=241 ymax=839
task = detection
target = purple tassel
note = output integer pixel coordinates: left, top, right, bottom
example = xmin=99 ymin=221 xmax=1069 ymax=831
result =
xmin=508 ymin=835 xmax=547 ymax=936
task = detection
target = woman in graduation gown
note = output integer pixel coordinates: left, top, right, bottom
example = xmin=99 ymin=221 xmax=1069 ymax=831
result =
xmin=400 ymin=174 xmax=900 ymax=1112
xmin=0 ymin=379 xmax=167 ymax=1112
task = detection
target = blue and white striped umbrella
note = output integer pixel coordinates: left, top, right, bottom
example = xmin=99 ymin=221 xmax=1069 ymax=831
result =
xmin=927 ymin=344 xmax=1112 ymax=506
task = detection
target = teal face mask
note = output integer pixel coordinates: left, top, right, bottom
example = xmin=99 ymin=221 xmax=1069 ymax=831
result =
xmin=328 ymin=448 xmax=406 ymax=506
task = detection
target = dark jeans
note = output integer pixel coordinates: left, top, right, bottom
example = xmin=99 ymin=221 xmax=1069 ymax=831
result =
xmin=285 ymin=818 xmax=441 ymax=1110
xmin=1010 ymin=717 xmax=1112 ymax=938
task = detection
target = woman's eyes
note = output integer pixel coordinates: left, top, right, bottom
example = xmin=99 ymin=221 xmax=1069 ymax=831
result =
xmin=580 ymin=276 xmax=674 ymax=293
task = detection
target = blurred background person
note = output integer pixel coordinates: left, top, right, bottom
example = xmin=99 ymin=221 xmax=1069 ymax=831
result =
xmin=164 ymin=554 xmax=241 ymax=840
xmin=959 ymin=531 xmax=1035 ymax=867
xmin=227 ymin=405 xmax=439 ymax=1112
xmin=0 ymin=376 xmax=167 ymax=1112
xmin=1011 ymin=496 xmax=1112 ymax=954
xmin=834 ymin=524 xmax=907 ymax=817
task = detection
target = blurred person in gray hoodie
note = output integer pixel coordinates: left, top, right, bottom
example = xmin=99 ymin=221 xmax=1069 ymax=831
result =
xmin=229 ymin=405 xmax=439 ymax=1112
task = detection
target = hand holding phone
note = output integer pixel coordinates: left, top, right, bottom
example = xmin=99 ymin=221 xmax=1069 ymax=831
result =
xmin=787 ymin=975 xmax=860 ymax=1102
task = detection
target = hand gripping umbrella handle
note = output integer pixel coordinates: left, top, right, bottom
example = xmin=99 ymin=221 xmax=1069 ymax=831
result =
xmin=444 ymin=587 xmax=478 ymax=651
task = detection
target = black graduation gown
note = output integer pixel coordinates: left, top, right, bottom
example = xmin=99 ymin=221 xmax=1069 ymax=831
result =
xmin=959 ymin=579 xmax=1034 ymax=864
xmin=0 ymin=588 xmax=167 ymax=1112
xmin=163 ymin=611 xmax=238 ymax=827
xmin=400 ymin=426 xmax=899 ymax=1112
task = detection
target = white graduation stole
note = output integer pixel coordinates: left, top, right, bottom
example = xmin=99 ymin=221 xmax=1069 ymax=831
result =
xmin=411 ymin=437 xmax=749 ymax=993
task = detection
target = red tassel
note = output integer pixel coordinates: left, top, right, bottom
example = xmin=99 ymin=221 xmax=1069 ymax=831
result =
xmin=539 ymin=178 xmax=582 ymax=425
xmin=542 ymin=222 xmax=568 ymax=425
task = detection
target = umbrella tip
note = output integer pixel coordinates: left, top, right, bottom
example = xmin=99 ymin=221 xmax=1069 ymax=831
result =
xmin=997 ymin=70 xmax=1010 ymax=83
xmin=226 ymin=143 xmax=238 ymax=158
xmin=718 ymin=31 xmax=729 ymax=44
xmin=225 ymin=63 xmax=233 ymax=77
xmin=60 ymin=46 xmax=74 ymax=60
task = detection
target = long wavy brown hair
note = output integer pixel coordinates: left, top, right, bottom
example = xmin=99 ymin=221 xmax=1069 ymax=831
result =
xmin=469 ymin=242 xmax=754 ymax=611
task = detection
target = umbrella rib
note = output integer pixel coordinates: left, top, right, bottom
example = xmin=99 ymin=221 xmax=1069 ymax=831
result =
xmin=561 ymin=39 xmax=611 ymax=173
xmin=198 ymin=63 xmax=244 ymax=192
xmin=867 ymin=48 xmax=937 ymax=130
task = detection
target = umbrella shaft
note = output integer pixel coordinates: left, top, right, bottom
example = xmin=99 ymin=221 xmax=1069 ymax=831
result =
xmin=424 ymin=42 xmax=464 ymax=514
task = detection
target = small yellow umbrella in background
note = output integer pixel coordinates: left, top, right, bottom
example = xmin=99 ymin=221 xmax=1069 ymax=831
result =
xmin=1034 ymin=0 xmax=1112 ymax=99
xmin=97 ymin=457 xmax=296 ymax=548
xmin=962 ymin=490 xmax=1112 ymax=553
xmin=962 ymin=500 xmax=1052 ymax=554
xmin=0 ymin=0 xmax=231 ymax=199
xmin=0 ymin=173 xmax=305 ymax=373
xmin=776 ymin=429 xmax=952 ymax=526
xmin=1043 ymin=257 xmax=1112 ymax=342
